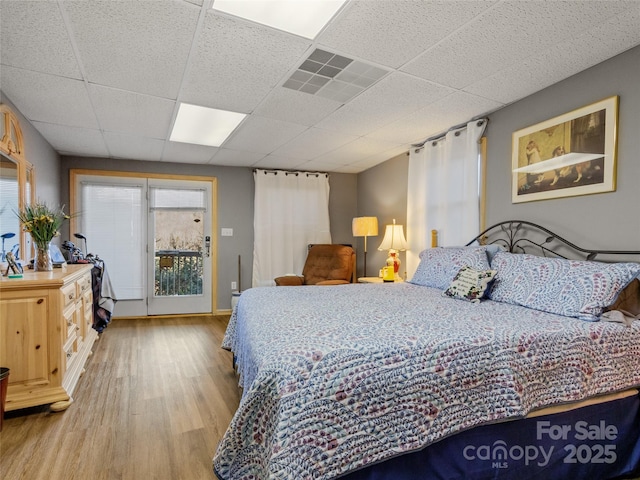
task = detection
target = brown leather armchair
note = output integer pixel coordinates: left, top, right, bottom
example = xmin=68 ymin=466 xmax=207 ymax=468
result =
xmin=274 ymin=244 xmax=356 ymax=286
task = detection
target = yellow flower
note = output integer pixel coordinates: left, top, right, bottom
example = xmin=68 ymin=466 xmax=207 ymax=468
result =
xmin=16 ymin=201 xmax=71 ymax=245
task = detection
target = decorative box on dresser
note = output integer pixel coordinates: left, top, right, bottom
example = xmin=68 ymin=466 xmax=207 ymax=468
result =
xmin=0 ymin=264 xmax=97 ymax=412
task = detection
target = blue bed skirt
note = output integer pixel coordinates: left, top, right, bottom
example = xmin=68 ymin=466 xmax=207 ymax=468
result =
xmin=340 ymin=392 xmax=640 ymax=480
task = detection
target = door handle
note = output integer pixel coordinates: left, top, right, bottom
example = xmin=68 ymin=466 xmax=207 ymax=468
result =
xmin=205 ymin=236 xmax=211 ymax=257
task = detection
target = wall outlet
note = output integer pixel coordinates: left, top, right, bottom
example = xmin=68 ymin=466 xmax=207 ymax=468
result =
xmin=231 ymin=281 xmax=237 ymax=290
xmin=221 ymin=228 xmax=233 ymax=236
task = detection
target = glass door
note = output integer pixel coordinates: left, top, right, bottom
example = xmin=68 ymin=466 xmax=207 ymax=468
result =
xmin=147 ymin=179 xmax=212 ymax=315
xmin=73 ymin=172 xmax=215 ymax=317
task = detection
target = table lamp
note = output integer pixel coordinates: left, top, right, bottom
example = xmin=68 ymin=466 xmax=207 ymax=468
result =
xmin=377 ymin=219 xmax=407 ymax=281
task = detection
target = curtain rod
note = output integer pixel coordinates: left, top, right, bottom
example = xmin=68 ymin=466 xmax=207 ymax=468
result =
xmin=253 ymin=168 xmax=328 ymax=178
xmin=411 ymin=118 xmax=488 ymax=150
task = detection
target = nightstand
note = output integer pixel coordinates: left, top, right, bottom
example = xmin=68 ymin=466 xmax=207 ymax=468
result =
xmin=358 ymin=277 xmax=404 ymax=283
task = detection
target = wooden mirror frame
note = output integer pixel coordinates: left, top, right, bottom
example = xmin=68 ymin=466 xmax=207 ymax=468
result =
xmin=0 ymin=104 xmax=36 ymax=260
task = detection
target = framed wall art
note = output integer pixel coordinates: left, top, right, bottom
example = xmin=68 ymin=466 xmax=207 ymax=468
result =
xmin=512 ymin=96 xmax=618 ymax=203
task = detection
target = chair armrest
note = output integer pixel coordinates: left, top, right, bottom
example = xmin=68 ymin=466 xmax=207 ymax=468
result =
xmin=315 ymin=280 xmax=350 ymax=286
xmin=274 ymin=275 xmax=304 ymax=286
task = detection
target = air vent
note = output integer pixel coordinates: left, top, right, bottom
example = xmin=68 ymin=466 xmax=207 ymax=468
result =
xmin=283 ymin=48 xmax=388 ymax=103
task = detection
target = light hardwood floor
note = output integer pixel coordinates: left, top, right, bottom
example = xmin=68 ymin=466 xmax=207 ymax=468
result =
xmin=0 ymin=315 xmax=241 ymax=480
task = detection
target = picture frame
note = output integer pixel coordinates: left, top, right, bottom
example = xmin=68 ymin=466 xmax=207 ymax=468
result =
xmin=4 ymin=251 xmax=22 ymax=276
xmin=511 ymin=96 xmax=618 ymax=203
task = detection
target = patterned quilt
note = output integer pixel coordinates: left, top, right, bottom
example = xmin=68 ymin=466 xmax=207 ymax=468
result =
xmin=213 ymin=283 xmax=640 ymax=479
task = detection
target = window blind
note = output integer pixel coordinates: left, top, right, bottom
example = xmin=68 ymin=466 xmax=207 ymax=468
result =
xmin=149 ymin=187 xmax=206 ymax=210
xmin=81 ymin=182 xmax=144 ymax=300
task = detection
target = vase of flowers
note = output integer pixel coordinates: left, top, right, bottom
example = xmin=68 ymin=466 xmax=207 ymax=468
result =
xmin=17 ymin=202 xmax=69 ymax=272
xmin=33 ymin=241 xmax=53 ymax=271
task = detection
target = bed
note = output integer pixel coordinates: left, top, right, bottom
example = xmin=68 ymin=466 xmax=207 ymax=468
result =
xmin=214 ymin=221 xmax=640 ymax=479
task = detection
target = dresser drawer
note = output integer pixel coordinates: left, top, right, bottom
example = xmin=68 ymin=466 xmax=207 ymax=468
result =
xmin=65 ymin=347 xmax=78 ymax=371
xmin=61 ymin=282 xmax=77 ymax=309
xmin=77 ymin=273 xmax=92 ymax=296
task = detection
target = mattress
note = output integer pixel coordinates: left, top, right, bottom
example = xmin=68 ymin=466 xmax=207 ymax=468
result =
xmin=214 ymin=282 xmax=640 ymax=479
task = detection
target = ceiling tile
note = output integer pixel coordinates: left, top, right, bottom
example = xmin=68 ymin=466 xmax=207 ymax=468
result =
xmin=223 ymin=115 xmax=308 ymax=154
xmin=103 ymin=132 xmax=165 ymax=161
xmin=465 ymin=8 xmax=640 ymax=104
xmin=315 ymin=72 xmax=453 ymax=136
xmin=89 ymin=85 xmax=175 ymax=139
xmin=209 ymin=148 xmax=265 ymax=167
xmin=401 ymin=0 xmax=635 ymax=89
xmin=0 ymin=1 xmax=82 ymax=79
xmin=1 ymin=67 xmax=98 ymax=128
xmin=336 ymin=72 xmax=453 ymax=118
xmin=337 ymin=149 xmax=406 ymax=173
xmin=252 ymin=154 xmax=308 ymax=170
xmin=366 ymin=91 xmax=504 ymax=145
xmin=270 ymin=127 xmax=358 ymax=161
xmin=299 ymin=158 xmax=345 ymax=172
xmin=63 ymin=0 xmax=200 ymax=99
xmin=310 ymin=137 xmax=404 ymax=166
xmin=162 ymin=141 xmax=217 ymax=164
xmin=318 ymin=0 xmax=495 ymax=68
xmin=31 ymin=122 xmax=109 ymax=157
xmin=331 ymin=164 xmax=365 ymax=174
xmin=181 ymin=12 xmax=311 ymax=112
xmin=254 ymin=88 xmax=342 ymax=125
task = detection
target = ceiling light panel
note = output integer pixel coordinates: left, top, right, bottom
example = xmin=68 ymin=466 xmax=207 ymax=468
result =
xmin=170 ymin=103 xmax=246 ymax=147
xmin=283 ymin=48 xmax=389 ymax=104
xmin=212 ymin=0 xmax=347 ymax=39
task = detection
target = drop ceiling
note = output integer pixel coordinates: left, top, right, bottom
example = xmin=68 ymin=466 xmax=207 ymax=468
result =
xmin=1 ymin=0 xmax=639 ymax=174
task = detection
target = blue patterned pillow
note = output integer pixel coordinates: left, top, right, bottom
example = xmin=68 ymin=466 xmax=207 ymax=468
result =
xmin=488 ymin=252 xmax=640 ymax=321
xmin=410 ymin=247 xmax=491 ymax=290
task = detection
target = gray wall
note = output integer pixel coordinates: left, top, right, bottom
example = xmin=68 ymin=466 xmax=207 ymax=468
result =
xmin=328 ymin=172 xmax=358 ymax=246
xmin=60 ymin=156 xmax=357 ymax=310
xmin=0 ymin=92 xmax=61 ymax=208
xmin=485 ymin=46 xmax=640 ymax=252
xmin=355 ymin=152 xmax=409 ymax=278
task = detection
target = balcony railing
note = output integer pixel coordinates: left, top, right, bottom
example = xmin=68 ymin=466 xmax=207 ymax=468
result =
xmin=155 ymin=249 xmax=203 ymax=296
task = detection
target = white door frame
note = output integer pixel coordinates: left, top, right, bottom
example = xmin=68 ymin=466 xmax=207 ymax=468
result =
xmin=70 ymin=169 xmax=217 ymax=317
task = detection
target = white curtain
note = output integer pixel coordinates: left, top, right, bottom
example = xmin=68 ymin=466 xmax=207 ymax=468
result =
xmin=406 ymin=119 xmax=487 ymax=279
xmin=252 ymin=169 xmax=331 ymax=287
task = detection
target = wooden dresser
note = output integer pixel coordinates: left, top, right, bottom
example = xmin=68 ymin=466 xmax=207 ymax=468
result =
xmin=0 ymin=264 xmax=97 ymax=412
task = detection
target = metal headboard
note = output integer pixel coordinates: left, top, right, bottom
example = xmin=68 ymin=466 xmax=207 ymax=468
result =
xmin=465 ymin=220 xmax=640 ymax=261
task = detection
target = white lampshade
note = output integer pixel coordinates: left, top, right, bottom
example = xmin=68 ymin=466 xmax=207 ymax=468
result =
xmin=352 ymin=217 xmax=378 ymax=237
xmin=377 ymin=222 xmax=407 ymax=251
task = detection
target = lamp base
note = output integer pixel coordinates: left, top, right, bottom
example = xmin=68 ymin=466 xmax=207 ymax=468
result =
xmin=386 ymin=250 xmax=401 ymax=281
xmin=363 ymin=250 xmax=368 ymax=278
